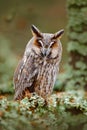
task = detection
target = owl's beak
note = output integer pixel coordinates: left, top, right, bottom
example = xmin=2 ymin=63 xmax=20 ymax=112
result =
xmin=41 ymin=49 xmax=48 ymax=57
xmin=43 ymin=50 xmax=47 ymax=56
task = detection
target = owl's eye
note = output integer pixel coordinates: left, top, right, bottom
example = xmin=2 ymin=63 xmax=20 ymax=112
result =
xmin=50 ymin=40 xmax=58 ymax=48
xmin=35 ymin=39 xmax=43 ymax=47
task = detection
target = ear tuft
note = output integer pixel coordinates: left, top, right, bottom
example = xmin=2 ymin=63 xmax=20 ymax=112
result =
xmin=54 ymin=29 xmax=64 ymax=39
xmin=31 ymin=25 xmax=42 ymax=38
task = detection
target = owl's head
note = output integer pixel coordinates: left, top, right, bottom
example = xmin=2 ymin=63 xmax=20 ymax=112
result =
xmin=30 ymin=25 xmax=64 ymax=59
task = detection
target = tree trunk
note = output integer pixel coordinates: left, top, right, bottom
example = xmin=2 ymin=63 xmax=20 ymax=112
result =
xmin=66 ymin=0 xmax=87 ymax=90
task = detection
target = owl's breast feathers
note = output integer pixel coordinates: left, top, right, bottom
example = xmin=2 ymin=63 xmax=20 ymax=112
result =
xmin=14 ymin=53 xmax=59 ymax=100
xmin=35 ymin=59 xmax=58 ymax=98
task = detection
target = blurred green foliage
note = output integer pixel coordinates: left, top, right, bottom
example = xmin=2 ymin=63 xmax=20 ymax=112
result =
xmin=56 ymin=0 xmax=87 ymax=91
xmin=0 ymin=36 xmax=17 ymax=94
xmin=66 ymin=0 xmax=87 ymax=90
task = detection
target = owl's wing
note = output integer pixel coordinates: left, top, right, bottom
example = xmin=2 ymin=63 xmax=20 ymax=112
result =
xmin=13 ymin=55 xmax=37 ymax=100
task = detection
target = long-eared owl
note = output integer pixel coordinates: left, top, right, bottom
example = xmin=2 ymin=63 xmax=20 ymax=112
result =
xmin=13 ymin=25 xmax=64 ymax=100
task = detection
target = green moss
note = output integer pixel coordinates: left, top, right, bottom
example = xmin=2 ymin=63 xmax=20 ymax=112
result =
xmin=0 ymin=91 xmax=87 ymax=130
